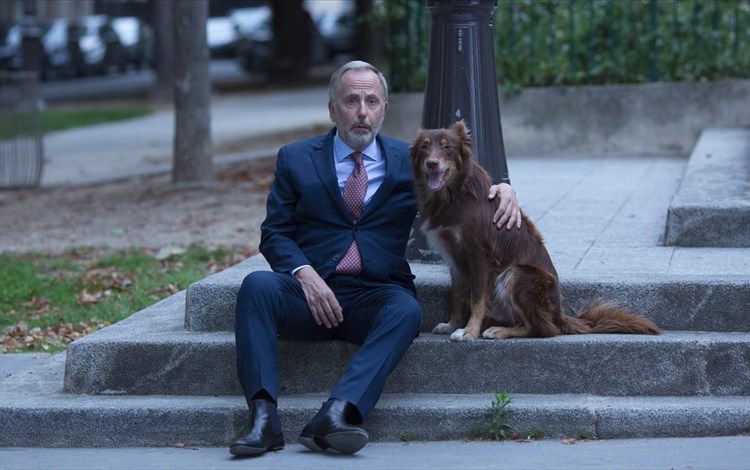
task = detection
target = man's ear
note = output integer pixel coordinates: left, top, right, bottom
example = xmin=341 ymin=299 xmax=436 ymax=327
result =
xmin=328 ymin=101 xmax=336 ymax=123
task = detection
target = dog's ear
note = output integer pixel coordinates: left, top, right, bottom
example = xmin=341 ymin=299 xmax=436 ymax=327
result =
xmin=451 ymin=120 xmax=470 ymax=140
xmin=451 ymin=120 xmax=473 ymax=160
xmin=410 ymin=130 xmax=427 ymax=159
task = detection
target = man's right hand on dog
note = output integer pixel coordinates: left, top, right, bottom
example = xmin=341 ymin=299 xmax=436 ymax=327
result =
xmin=489 ymin=182 xmax=522 ymax=230
xmin=295 ymin=266 xmax=344 ymax=328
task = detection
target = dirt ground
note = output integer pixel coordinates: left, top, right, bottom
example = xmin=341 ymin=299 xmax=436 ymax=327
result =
xmin=0 ymin=157 xmax=278 ymax=254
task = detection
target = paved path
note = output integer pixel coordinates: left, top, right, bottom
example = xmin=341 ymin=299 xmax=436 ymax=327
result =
xmin=1 ymin=437 xmax=749 ymax=469
xmin=41 ymin=87 xmax=331 ymax=186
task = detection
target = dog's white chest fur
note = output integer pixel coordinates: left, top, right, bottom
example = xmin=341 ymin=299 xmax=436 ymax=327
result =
xmin=421 ymin=217 xmax=461 ymax=271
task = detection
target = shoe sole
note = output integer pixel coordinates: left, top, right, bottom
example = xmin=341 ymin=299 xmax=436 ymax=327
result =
xmin=298 ymin=430 xmax=368 ymax=455
xmin=229 ymin=441 xmax=284 ymax=457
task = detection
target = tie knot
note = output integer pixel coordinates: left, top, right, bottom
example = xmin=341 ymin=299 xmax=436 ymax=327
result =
xmin=350 ymin=151 xmax=364 ymax=167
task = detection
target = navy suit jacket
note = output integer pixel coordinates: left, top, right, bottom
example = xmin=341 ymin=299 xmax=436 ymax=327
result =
xmin=259 ymin=128 xmax=418 ymax=294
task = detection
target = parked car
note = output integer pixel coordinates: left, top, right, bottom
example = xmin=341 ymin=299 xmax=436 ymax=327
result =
xmin=67 ymin=15 xmax=126 ymax=76
xmin=40 ymin=18 xmax=75 ymax=80
xmin=206 ymin=16 xmax=239 ymax=58
xmin=312 ymin=5 xmax=355 ymax=58
xmin=230 ymin=6 xmax=272 ymax=72
xmin=112 ymin=16 xmax=154 ymax=70
xmin=0 ymin=23 xmax=22 ymax=70
xmin=230 ymin=6 xmax=328 ymax=73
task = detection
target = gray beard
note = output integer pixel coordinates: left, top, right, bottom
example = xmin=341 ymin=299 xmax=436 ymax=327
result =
xmin=335 ymin=116 xmax=384 ymax=151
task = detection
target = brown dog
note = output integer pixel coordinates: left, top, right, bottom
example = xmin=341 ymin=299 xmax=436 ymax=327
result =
xmin=410 ymin=121 xmax=661 ymax=341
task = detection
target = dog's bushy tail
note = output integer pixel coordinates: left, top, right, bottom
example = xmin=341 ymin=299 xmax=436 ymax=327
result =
xmin=577 ymin=301 xmax=661 ymax=335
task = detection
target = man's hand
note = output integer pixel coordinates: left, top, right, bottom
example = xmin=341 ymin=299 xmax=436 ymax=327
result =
xmin=488 ymin=182 xmax=522 ymax=230
xmin=295 ymin=266 xmax=343 ymax=328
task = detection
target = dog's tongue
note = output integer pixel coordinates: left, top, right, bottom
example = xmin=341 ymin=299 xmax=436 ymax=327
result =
xmin=427 ymin=171 xmax=445 ymax=190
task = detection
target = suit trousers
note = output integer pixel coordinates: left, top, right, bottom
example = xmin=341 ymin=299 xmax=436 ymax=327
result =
xmin=234 ymin=270 xmax=422 ymax=420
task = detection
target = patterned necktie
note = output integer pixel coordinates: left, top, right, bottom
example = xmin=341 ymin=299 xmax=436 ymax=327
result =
xmin=336 ymin=151 xmax=367 ymax=274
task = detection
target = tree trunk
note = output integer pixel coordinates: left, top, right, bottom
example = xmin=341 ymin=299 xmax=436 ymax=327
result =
xmin=269 ymin=0 xmax=312 ymax=83
xmin=172 ymin=0 xmax=212 ymax=184
xmin=151 ymin=0 xmax=174 ymax=103
xmin=353 ymin=0 xmax=375 ymax=62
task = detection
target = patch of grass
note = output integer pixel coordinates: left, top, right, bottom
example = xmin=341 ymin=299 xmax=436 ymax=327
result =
xmin=41 ymin=106 xmax=152 ymax=133
xmin=398 ymin=432 xmax=413 ymax=442
xmin=468 ymin=391 xmax=515 ymax=441
xmin=0 ymin=244 xmax=252 ymax=353
xmin=525 ymin=427 xmax=547 ymax=440
xmin=0 ymin=106 xmax=152 ymax=139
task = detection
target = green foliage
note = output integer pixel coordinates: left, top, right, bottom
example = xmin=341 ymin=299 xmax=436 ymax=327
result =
xmin=376 ymin=0 xmax=750 ymax=92
xmin=370 ymin=0 xmax=429 ymax=92
xmin=468 ymin=391 xmax=515 ymax=441
xmin=495 ymin=0 xmax=750 ymax=88
xmin=0 ymin=245 xmax=238 ymax=352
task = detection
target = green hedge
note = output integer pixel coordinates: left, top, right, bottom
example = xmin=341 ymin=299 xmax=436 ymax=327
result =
xmin=375 ymin=0 xmax=750 ymax=92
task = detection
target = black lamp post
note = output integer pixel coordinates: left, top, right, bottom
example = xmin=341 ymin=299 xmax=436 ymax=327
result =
xmin=422 ymin=0 xmax=510 ymax=184
xmin=407 ymin=0 xmax=510 ymax=261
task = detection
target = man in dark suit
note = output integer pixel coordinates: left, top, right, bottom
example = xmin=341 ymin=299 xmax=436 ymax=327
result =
xmin=230 ymin=60 xmax=520 ymax=457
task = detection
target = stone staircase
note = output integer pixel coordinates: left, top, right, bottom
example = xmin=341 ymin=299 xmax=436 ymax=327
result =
xmin=2 ymin=133 xmax=750 ymax=447
xmin=3 ymin=254 xmax=750 ymax=447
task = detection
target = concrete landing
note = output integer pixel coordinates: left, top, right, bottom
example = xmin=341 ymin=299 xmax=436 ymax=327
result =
xmin=665 ymin=128 xmax=750 ymax=247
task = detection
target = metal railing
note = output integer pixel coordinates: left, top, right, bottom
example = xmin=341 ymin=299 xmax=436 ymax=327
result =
xmin=0 ymin=71 xmax=44 ymax=188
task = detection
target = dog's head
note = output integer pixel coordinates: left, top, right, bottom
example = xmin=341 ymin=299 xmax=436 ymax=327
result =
xmin=410 ymin=120 xmax=473 ymax=192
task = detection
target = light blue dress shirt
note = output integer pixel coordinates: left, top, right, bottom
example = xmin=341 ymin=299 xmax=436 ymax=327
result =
xmin=333 ymin=133 xmax=386 ymax=206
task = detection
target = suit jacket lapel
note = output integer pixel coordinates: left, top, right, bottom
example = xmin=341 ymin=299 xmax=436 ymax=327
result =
xmin=310 ymin=129 xmax=351 ymax=220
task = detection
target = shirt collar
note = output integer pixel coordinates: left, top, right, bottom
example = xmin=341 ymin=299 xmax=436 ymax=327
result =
xmin=334 ymin=131 xmax=380 ymax=163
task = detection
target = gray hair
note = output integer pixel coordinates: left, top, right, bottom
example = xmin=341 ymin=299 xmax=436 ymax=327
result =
xmin=328 ymin=60 xmax=389 ymax=103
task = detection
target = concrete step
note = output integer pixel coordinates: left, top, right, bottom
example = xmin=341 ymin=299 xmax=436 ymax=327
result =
xmin=63 ymin=292 xmax=750 ymax=397
xmin=665 ymin=128 xmax=750 ymax=247
xmin=185 ymin=257 xmax=750 ymax=333
xmin=3 ymin=356 xmax=750 ymax=446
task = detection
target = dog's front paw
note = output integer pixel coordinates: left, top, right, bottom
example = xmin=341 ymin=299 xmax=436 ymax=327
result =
xmin=450 ymin=329 xmax=477 ymax=342
xmin=482 ymin=326 xmax=509 ymax=339
xmin=432 ymin=322 xmax=457 ymax=335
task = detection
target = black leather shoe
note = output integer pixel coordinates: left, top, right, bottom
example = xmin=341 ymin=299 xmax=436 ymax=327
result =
xmin=229 ymin=399 xmax=284 ymax=456
xmin=298 ymin=399 xmax=368 ymax=455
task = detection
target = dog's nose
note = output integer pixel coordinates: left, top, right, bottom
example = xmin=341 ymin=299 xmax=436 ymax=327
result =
xmin=426 ymin=160 xmax=439 ymax=170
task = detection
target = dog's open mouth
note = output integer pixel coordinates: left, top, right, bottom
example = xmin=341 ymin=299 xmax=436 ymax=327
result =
xmin=426 ymin=169 xmax=448 ymax=190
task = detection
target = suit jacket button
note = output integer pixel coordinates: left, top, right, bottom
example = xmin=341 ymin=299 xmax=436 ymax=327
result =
xmin=333 ymin=255 xmax=341 ymax=261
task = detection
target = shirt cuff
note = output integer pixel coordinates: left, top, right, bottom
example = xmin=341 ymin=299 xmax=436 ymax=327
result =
xmin=291 ymin=265 xmax=312 ymax=276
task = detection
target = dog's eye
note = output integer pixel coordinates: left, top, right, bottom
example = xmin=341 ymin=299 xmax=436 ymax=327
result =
xmin=442 ymin=145 xmax=452 ymax=150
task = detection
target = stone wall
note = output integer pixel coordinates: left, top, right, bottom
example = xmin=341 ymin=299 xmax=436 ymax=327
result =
xmin=382 ymin=79 xmax=750 ymax=157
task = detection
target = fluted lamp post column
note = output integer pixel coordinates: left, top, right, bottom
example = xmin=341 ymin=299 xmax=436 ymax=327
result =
xmin=407 ymin=0 xmax=511 ymax=261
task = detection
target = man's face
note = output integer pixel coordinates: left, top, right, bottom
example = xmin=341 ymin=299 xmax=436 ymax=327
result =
xmin=329 ymin=68 xmax=388 ymax=150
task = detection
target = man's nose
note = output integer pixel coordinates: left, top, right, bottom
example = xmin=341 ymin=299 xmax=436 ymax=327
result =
xmin=356 ymin=100 xmax=367 ymax=116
